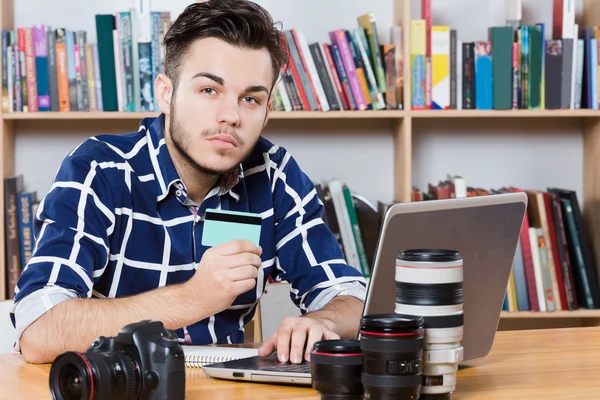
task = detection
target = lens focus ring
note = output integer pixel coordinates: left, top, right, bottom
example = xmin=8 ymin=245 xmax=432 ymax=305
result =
xmin=361 ymin=372 xmax=422 ymax=388
xmin=395 ymin=282 xmax=463 ymax=306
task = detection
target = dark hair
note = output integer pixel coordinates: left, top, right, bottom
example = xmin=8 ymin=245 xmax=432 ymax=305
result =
xmin=164 ymin=0 xmax=289 ymax=91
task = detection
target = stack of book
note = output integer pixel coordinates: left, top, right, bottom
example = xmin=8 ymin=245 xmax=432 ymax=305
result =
xmin=270 ymin=14 xmax=403 ymax=112
xmin=410 ymin=0 xmax=598 ymax=111
xmin=1 ymin=0 xmax=171 ymax=113
xmin=416 ymin=175 xmax=600 ymax=312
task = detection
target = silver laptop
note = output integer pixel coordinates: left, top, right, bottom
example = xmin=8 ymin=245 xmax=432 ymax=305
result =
xmin=202 ymin=192 xmax=527 ymax=385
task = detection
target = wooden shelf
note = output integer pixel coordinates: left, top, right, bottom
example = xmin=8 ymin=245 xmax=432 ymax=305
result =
xmin=500 ymin=310 xmax=600 ymax=319
xmin=409 ymin=109 xmax=600 ymax=118
xmin=3 ymin=109 xmax=600 ymax=121
xmin=1 ymin=110 xmax=406 ymax=120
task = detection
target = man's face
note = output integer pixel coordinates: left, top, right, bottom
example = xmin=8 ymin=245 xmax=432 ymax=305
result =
xmin=166 ymin=37 xmax=273 ymax=176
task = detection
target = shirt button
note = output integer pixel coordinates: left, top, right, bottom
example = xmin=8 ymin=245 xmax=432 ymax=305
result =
xmin=176 ymin=190 xmax=182 ymax=197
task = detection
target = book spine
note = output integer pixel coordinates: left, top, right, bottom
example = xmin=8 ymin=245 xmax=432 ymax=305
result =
xmin=343 ymin=187 xmax=370 ymax=277
xmin=151 ymin=12 xmax=161 ymax=112
xmin=321 ymin=43 xmax=347 ymax=110
xmin=120 ymin=12 xmax=135 ymax=112
xmin=450 ymin=29 xmax=457 ymax=109
xmin=2 ymin=31 xmax=8 ymax=112
xmin=55 ymin=32 xmax=70 ymax=112
xmin=92 ymin=43 xmax=103 ymax=112
xmin=383 ymin=44 xmax=398 ymax=109
xmin=85 ymin=44 xmax=97 ymax=111
xmin=512 ymin=42 xmax=520 ymax=109
xmin=296 ymin=30 xmax=329 ymax=112
xmin=18 ymin=29 xmax=28 ymax=112
xmin=65 ymin=30 xmax=77 ymax=111
xmin=431 ymin=26 xmax=450 ymax=110
xmin=352 ymin=28 xmax=385 ymax=110
xmin=330 ymin=43 xmax=356 ymax=110
xmin=422 ymin=0 xmax=432 ymax=109
xmin=46 ymin=27 xmax=59 ymax=112
xmin=94 ymin=14 xmax=119 ymax=111
xmin=330 ymin=29 xmax=367 ymax=110
xmin=490 ymin=26 xmax=513 ymax=110
xmin=462 ymin=42 xmax=475 ymax=109
xmin=76 ymin=31 xmax=89 ymax=111
xmin=17 ymin=192 xmax=34 ymax=270
xmin=392 ymin=26 xmax=404 ymax=109
xmin=475 ymin=41 xmax=493 ymax=110
xmin=410 ymin=20 xmax=426 ymax=110
xmin=4 ymin=176 xmax=23 ymax=299
xmin=24 ymin=28 xmax=38 ymax=112
xmin=309 ymin=43 xmax=340 ymax=111
xmin=11 ymin=38 xmax=21 ymax=112
xmin=138 ymin=41 xmax=153 ymax=111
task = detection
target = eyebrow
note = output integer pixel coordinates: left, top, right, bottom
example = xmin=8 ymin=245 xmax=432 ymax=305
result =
xmin=191 ymin=72 xmax=269 ymax=95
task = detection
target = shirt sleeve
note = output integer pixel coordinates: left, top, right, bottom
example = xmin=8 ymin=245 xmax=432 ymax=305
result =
xmin=269 ymin=148 xmax=366 ymax=313
xmin=10 ymin=152 xmax=116 ymax=351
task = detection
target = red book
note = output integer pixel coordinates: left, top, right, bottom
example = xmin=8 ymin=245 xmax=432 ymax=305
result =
xmin=543 ymin=192 xmax=568 ymax=310
xmin=509 ymin=187 xmax=540 ymax=311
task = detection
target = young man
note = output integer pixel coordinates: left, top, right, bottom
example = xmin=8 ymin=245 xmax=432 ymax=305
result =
xmin=11 ymin=0 xmax=366 ymax=365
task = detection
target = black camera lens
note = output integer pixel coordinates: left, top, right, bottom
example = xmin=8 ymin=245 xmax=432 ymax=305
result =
xmin=310 ymin=339 xmax=363 ymax=400
xmin=360 ymin=313 xmax=425 ymax=400
xmin=50 ymin=351 xmax=141 ymax=400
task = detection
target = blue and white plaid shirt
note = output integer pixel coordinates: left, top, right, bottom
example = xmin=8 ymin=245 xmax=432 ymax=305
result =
xmin=11 ymin=114 xmax=366 ymax=349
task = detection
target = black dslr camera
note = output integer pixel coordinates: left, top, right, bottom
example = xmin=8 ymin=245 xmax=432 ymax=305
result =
xmin=49 ymin=320 xmax=185 ymax=400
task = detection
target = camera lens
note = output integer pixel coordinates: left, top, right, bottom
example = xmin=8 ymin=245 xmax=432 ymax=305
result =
xmin=360 ymin=313 xmax=424 ymax=400
xmin=310 ymin=339 xmax=363 ymax=400
xmin=395 ymin=249 xmax=465 ymax=400
xmin=50 ymin=351 xmax=141 ymax=400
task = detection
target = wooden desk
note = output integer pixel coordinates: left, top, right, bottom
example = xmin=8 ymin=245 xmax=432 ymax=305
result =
xmin=1 ymin=326 xmax=599 ymax=399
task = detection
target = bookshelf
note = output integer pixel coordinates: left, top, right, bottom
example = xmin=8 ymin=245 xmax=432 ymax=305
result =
xmin=0 ymin=0 xmax=599 ymax=330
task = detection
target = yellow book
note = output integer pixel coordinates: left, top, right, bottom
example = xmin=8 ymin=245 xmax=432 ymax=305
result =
xmin=410 ymin=20 xmax=426 ymax=109
xmin=507 ymin=268 xmax=518 ymax=312
xmin=431 ymin=26 xmax=450 ymax=110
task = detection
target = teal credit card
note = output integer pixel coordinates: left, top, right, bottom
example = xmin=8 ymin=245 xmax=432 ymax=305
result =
xmin=201 ymin=208 xmax=262 ymax=247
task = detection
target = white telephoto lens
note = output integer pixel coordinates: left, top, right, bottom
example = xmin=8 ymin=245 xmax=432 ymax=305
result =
xmin=395 ymin=249 xmax=464 ymax=400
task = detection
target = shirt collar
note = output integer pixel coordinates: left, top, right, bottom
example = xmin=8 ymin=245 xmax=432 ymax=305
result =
xmin=141 ymin=114 xmax=244 ymax=204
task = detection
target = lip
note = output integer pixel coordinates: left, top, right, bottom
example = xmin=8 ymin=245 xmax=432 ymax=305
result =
xmin=207 ymin=134 xmax=237 ymax=148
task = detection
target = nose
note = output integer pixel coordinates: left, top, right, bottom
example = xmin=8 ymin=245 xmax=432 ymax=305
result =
xmin=216 ymin=99 xmax=240 ymax=127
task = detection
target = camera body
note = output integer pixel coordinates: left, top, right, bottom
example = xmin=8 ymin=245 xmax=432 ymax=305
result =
xmin=50 ymin=320 xmax=186 ymax=400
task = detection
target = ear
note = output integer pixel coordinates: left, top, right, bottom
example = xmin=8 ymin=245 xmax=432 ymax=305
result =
xmin=263 ymin=92 xmax=273 ymax=129
xmin=155 ymin=73 xmax=174 ymax=116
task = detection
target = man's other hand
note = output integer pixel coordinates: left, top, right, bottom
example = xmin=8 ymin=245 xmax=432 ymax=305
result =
xmin=257 ymin=315 xmax=340 ymax=364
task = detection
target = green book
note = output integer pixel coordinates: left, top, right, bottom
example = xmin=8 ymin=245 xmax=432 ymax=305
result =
xmin=342 ymin=187 xmax=369 ymax=277
xmin=95 ymin=14 xmax=119 ymax=111
xmin=527 ymin=25 xmax=542 ymax=110
xmin=489 ymin=26 xmax=513 ymax=110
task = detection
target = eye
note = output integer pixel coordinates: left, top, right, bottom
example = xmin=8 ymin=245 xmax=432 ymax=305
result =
xmin=242 ymin=96 xmax=259 ymax=105
xmin=200 ymin=88 xmax=217 ymax=95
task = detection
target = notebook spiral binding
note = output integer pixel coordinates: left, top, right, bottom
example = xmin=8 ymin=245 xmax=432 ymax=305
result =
xmin=185 ymin=355 xmax=237 ymax=368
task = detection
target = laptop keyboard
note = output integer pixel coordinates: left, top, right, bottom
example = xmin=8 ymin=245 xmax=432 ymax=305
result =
xmin=257 ymin=362 xmax=311 ymax=374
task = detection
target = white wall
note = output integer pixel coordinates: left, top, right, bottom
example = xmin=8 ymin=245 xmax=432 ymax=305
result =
xmin=14 ymin=0 xmax=585 ymax=207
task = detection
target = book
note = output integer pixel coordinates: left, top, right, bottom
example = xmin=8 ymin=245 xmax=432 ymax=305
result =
xmin=181 ymin=345 xmax=258 ymax=368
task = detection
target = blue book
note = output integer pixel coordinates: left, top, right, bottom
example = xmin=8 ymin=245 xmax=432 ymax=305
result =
xmin=33 ymin=25 xmax=50 ymax=111
xmin=591 ymin=38 xmax=598 ymax=110
xmin=150 ymin=12 xmax=162 ymax=112
xmin=512 ymin=239 xmax=530 ymax=311
xmin=475 ymin=41 xmax=493 ymax=109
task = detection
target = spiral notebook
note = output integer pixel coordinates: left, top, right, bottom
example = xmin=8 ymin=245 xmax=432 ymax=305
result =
xmin=180 ymin=345 xmax=259 ymax=368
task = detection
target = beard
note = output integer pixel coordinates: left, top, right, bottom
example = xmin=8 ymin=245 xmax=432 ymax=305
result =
xmin=167 ymin=100 xmax=259 ymax=177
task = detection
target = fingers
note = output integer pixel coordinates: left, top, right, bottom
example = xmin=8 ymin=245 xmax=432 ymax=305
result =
xmin=232 ymin=278 xmax=256 ymax=294
xmin=216 ymin=252 xmax=262 ymax=270
xmin=258 ymin=332 xmax=277 ymax=358
xmin=289 ymin=324 xmax=309 ymax=364
xmin=275 ymin=319 xmax=294 ymax=363
xmin=229 ymin=265 xmax=259 ymax=281
xmin=215 ymin=239 xmax=262 ymax=256
xmin=304 ymin=324 xmax=324 ymax=362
